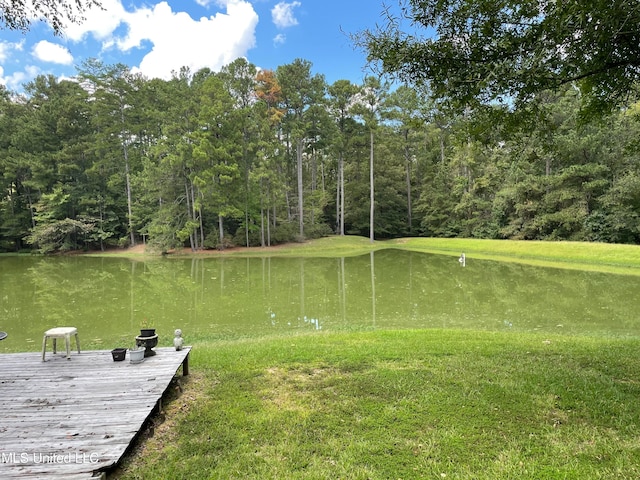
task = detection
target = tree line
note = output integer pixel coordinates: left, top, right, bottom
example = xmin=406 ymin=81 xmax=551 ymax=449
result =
xmin=1 ymin=57 xmax=640 ymax=253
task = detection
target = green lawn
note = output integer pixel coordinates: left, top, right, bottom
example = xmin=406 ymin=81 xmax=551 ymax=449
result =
xmin=107 ymin=237 xmax=640 ymax=479
xmin=116 ymin=330 xmax=640 ymax=479
xmin=392 ymin=237 xmax=640 ymax=274
xmin=288 ymin=236 xmax=640 ymax=274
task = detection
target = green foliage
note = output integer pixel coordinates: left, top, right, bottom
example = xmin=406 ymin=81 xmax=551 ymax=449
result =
xmin=2 ymin=55 xmax=640 ymax=253
xmin=359 ymin=0 xmax=640 ymax=116
xmin=233 ymin=225 xmax=260 ymax=247
xmin=303 ymin=222 xmax=333 ymax=240
xmin=203 ymin=228 xmax=235 ymax=250
xmin=26 ymin=217 xmax=95 ymax=253
xmin=271 ymin=222 xmax=299 ymax=245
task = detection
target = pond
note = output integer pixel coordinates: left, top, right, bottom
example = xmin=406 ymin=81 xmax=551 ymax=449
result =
xmin=1 ymin=250 xmax=639 ymax=353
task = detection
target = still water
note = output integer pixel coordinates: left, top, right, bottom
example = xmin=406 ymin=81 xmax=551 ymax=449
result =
xmin=1 ymin=250 xmax=639 ymax=352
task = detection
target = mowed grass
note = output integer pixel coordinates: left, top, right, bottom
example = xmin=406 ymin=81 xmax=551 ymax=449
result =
xmin=94 ymin=235 xmax=640 ymax=275
xmin=391 ymin=237 xmax=640 ymax=274
xmin=286 ymin=236 xmax=640 ymax=274
xmin=116 ymin=330 xmax=640 ymax=479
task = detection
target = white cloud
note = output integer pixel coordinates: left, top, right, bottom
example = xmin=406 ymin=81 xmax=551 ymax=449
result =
xmin=61 ymin=0 xmax=259 ymax=80
xmin=0 ymin=38 xmax=38 ymax=88
xmin=0 ymin=40 xmax=25 ymax=62
xmin=0 ymin=43 xmax=11 ymax=63
xmin=125 ymin=1 xmax=258 ymax=79
xmin=32 ymin=41 xmax=74 ymax=65
xmin=273 ymin=33 xmax=286 ymax=46
xmin=272 ymin=1 xmax=301 ymax=29
xmin=2 ymin=66 xmax=39 ymax=90
xmin=63 ymin=0 xmax=128 ymax=42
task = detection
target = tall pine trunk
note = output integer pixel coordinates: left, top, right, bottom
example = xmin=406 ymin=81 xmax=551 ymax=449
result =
xmin=337 ymin=152 xmax=345 ymax=235
xmin=218 ymin=214 xmax=225 ymax=250
xmin=297 ymin=138 xmax=304 ymax=238
xmin=123 ymin=141 xmax=134 ymax=247
xmin=404 ymin=129 xmax=412 ymax=232
xmin=369 ymin=129 xmax=374 ymax=243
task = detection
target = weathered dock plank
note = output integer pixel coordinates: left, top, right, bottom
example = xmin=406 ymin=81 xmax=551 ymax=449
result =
xmin=0 ymin=346 xmax=190 ymax=479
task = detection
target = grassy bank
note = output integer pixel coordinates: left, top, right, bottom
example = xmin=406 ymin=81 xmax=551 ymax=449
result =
xmin=115 ymin=329 xmax=640 ymax=479
xmin=392 ymin=237 xmax=640 ymax=275
xmin=92 ymin=236 xmax=640 ymax=275
xmin=280 ymin=236 xmax=640 ymax=274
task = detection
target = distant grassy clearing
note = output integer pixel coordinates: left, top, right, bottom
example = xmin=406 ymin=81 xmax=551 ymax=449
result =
xmin=92 ymin=235 xmax=640 ymax=276
xmin=391 ymin=237 xmax=640 ymax=274
xmin=164 ymin=236 xmax=640 ymax=275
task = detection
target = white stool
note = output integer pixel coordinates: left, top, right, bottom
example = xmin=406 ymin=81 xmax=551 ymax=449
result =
xmin=42 ymin=327 xmax=80 ymax=361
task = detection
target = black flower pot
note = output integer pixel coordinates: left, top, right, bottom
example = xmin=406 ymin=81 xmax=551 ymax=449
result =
xmin=111 ymin=348 xmax=127 ymax=361
xmin=140 ymin=328 xmax=156 ymax=337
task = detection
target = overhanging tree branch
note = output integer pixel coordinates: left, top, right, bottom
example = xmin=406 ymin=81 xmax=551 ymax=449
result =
xmin=356 ymin=0 xmax=640 ymax=116
xmin=0 ymin=0 xmax=103 ymax=35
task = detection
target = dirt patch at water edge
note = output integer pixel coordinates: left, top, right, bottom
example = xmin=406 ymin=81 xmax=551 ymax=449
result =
xmin=79 ymin=241 xmax=296 ymax=256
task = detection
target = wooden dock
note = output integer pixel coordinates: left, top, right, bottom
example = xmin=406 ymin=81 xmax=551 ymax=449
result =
xmin=0 ymin=346 xmax=191 ymax=479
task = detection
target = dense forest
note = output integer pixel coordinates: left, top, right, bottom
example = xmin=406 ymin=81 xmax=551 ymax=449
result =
xmin=1 ymin=56 xmax=640 ymax=253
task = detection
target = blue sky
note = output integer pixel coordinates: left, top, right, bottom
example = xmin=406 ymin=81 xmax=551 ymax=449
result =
xmin=0 ymin=0 xmax=399 ymax=91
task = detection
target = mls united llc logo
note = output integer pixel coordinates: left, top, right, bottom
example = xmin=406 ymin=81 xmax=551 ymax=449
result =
xmin=1 ymin=452 xmax=99 ymax=464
